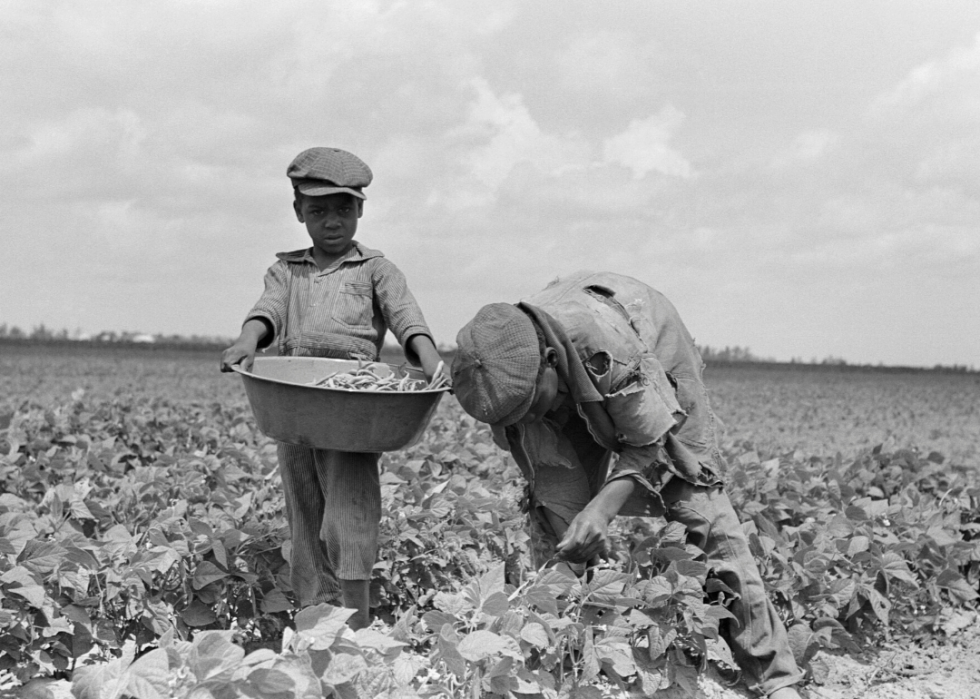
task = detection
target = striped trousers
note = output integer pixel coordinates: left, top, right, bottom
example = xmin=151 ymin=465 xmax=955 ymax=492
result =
xmin=277 ymin=443 xmax=381 ymax=607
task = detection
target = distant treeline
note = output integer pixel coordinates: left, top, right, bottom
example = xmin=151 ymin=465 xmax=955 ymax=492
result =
xmin=0 ymin=336 xmax=231 ymax=355
xmin=698 ymin=345 xmax=768 ymax=363
xmin=1 ymin=335 xmax=975 ymax=375
xmin=696 ymin=344 xmax=976 ymax=374
xmin=0 ymin=323 xmax=230 ymax=347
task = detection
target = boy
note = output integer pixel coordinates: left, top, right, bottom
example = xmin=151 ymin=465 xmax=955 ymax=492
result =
xmin=451 ymin=271 xmax=803 ymax=699
xmin=221 ymin=147 xmax=445 ymax=630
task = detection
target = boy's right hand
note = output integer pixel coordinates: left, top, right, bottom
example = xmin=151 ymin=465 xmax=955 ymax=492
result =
xmin=220 ymin=342 xmax=256 ymax=373
xmin=220 ymin=319 xmax=271 ymax=373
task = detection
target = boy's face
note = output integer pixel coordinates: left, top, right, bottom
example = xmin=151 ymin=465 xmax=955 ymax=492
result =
xmin=516 ymin=348 xmax=561 ymax=425
xmin=294 ymin=192 xmax=363 ymax=258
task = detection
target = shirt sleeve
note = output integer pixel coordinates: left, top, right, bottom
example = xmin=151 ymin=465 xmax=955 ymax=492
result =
xmin=372 ymin=259 xmax=434 ymax=363
xmin=601 ymin=354 xmax=685 ymax=448
xmin=608 ymin=442 xmax=667 ymax=494
xmin=608 ymin=432 xmax=717 ymax=504
xmin=244 ymin=261 xmax=289 ymax=348
xmin=601 ymin=354 xmax=706 ymax=492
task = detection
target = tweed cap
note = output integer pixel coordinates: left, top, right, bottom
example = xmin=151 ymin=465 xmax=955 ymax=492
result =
xmin=452 ymin=303 xmax=541 ymax=427
xmin=287 ymin=147 xmax=373 ymax=199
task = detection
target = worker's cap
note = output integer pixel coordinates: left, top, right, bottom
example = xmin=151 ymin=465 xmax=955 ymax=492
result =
xmin=452 ymin=303 xmax=540 ymax=427
xmin=287 ymin=147 xmax=373 ymax=199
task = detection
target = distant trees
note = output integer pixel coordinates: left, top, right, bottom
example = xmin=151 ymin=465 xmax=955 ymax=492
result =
xmin=698 ymin=345 xmax=766 ymax=363
xmin=0 ymin=323 xmax=230 ymax=346
xmin=24 ymin=324 xmax=69 ymax=340
xmin=0 ymin=324 xmax=27 ymax=339
xmin=699 ymin=345 xmax=853 ymax=366
xmin=0 ymin=324 xmax=71 ymax=340
xmin=0 ymin=324 xmax=973 ymax=372
xmin=933 ymin=363 xmax=974 ymax=373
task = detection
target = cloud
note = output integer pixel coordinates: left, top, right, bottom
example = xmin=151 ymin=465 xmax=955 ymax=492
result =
xmin=1 ymin=2 xmax=978 ymax=367
xmin=864 ymin=30 xmax=980 ymax=190
xmin=871 ymin=31 xmax=980 ymax=116
xmin=555 ymin=29 xmax=658 ymax=92
xmin=769 ymin=129 xmax=839 ymax=168
xmin=602 ymin=106 xmax=693 ymax=179
xmin=446 ymin=78 xmax=592 ymax=206
xmin=3 ymin=107 xmax=142 ymax=198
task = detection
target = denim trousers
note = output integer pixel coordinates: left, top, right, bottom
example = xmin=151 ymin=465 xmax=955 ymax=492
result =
xmin=658 ymin=478 xmax=803 ymax=696
xmin=528 ymin=460 xmax=803 ymax=697
xmin=277 ymin=443 xmax=381 ymax=607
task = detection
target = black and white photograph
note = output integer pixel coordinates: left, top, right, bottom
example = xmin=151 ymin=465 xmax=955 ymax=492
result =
xmin=1 ymin=2 xmax=978 ymax=698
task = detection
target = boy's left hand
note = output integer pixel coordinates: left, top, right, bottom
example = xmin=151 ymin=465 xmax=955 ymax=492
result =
xmin=406 ymin=334 xmax=450 ymax=386
xmin=421 ymin=356 xmax=451 ymax=386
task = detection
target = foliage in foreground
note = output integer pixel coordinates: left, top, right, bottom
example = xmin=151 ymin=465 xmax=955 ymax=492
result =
xmin=0 ymin=392 xmax=978 ymax=698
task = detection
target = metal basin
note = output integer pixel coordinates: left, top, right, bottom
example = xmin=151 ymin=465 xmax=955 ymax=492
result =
xmin=234 ymin=356 xmax=448 ymax=452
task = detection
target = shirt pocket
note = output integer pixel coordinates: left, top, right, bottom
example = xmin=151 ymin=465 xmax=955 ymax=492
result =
xmin=333 ymin=281 xmax=374 ymax=327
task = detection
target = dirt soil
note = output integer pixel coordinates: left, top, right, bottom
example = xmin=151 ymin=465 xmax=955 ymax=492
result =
xmin=692 ymin=612 xmax=980 ymax=699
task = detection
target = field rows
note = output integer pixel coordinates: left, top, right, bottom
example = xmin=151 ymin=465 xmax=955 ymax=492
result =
xmin=0 ymin=346 xmax=978 ymax=697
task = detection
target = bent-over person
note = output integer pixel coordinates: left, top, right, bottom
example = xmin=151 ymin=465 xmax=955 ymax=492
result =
xmin=450 ymin=271 xmax=803 ymax=699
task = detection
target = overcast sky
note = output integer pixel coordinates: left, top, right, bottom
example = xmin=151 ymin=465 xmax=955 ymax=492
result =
xmin=2 ymin=1 xmax=978 ymax=368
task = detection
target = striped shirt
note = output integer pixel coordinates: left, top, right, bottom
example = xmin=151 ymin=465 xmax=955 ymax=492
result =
xmin=245 ymin=242 xmax=433 ymax=361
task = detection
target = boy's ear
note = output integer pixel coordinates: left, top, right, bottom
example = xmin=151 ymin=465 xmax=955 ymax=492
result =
xmin=356 ymin=199 xmax=364 ymax=218
xmin=543 ymin=347 xmax=559 ymax=368
xmin=293 ymin=198 xmax=305 ymax=222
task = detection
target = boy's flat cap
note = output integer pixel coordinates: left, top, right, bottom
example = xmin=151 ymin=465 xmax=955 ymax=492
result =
xmin=452 ymin=303 xmax=539 ymax=427
xmin=288 ymin=147 xmax=373 ymax=199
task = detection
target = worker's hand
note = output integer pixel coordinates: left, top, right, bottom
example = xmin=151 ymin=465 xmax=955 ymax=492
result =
xmin=555 ymin=479 xmax=634 ymax=564
xmin=221 ymin=320 xmax=270 ymax=373
xmin=555 ymin=509 xmax=611 ymax=564
xmin=220 ymin=341 xmax=256 ymax=373
xmin=409 ymin=335 xmax=450 ymax=387
xmin=421 ymin=355 xmax=451 ymax=387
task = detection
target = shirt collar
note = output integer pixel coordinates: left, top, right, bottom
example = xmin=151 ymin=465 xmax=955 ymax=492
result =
xmin=275 ymin=241 xmax=385 ymax=264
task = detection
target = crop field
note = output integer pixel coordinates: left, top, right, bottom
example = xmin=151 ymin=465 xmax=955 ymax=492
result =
xmin=1 ymin=344 xmax=978 ymax=698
